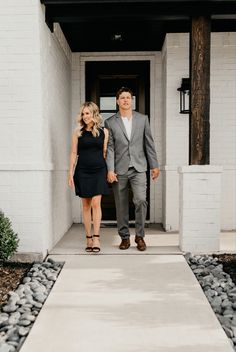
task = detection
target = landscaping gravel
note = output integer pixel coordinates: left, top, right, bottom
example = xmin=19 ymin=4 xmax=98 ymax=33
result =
xmin=0 ymin=258 xmax=63 ymax=352
xmin=186 ymin=253 xmax=236 ymax=351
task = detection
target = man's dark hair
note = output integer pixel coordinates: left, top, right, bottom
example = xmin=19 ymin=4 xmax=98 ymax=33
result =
xmin=116 ymin=87 xmax=134 ymax=100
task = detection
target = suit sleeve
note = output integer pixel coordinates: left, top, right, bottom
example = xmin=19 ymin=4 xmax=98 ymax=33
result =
xmin=104 ymin=119 xmax=115 ymax=172
xmin=144 ymin=116 xmax=159 ymax=169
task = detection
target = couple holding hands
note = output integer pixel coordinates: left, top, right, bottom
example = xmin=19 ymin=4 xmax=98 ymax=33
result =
xmin=68 ymin=87 xmax=160 ymax=253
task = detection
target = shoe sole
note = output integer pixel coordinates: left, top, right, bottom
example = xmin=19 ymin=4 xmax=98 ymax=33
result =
xmin=119 ymin=246 xmax=130 ymax=250
xmin=137 ymin=247 xmax=146 ymax=251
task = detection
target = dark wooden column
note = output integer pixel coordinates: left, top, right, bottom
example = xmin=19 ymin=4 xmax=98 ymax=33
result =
xmin=190 ymin=16 xmax=211 ymax=165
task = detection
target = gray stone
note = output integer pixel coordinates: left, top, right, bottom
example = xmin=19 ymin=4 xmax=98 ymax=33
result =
xmin=41 ymin=262 xmax=52 ymax=268
xmin=20 ymin=314 xmax=35 ymax=322
xmin=7 ymin=341 xmax=18 ymax=348
xmin=17 ymin=307 xmax=30 ymax=314
xmin=34 ymin=294 xmax=46 ymax=303
xmin=8 ymin=313 xmax=20 ymax=326
xmin=18 ymin=320 xmax=31 ymax=327
xmin=211 ymin=296 xmax=223 ymax=313
xmin=47 ymin=257 xmax=56 ymax=265
xmin=2 ymin=306 xmax=16 ymax=314
xmin=0 ymin=316 xmax=9 ymax=326
xmin=32 ymin=301 xmax=42 ymax=309
xmin=0 ymin=343 xmax=13 ymax=352
xmin=46 ymin=274 xmax=56 ymax=281
xmin=232 ymin=327 xmax=236 ymax=338
xmin=0 ymin=260 xmax=63 ymax=352
xmin=223 ymin=326 xmax=234 ymax=338
xmin=232 ymin=317 xmax=236 ymax=327
xmin=18 ymin=327 xmax=30 ymax=337
xmin=223 ymin=309 xmax=234 ymax=318
xmin=7 ymin=293 xmax=19 ymax=306
xmin=7 ymin=334 xmax=19 ymax=343
xmin=0 ymin=325 xmax=13 ymax=333
xmin=230 ymin=294 xmax=236 ymax=302
xmin=22 ymin=277 xmax=31 ymax=284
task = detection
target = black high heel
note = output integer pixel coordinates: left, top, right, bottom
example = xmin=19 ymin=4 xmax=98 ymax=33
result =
xmin=85 ymin=235 xmax=93 ymax=252
xmin=92 ymin=235 xmax=100 ymax=253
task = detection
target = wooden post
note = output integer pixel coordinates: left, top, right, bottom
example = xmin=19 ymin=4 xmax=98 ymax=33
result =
xmin=190 ymin=16 xmax=211 ymax=165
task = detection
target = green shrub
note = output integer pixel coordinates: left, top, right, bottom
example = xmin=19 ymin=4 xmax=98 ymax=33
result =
xmin=0 ymin=211 xmax=19 ymax=261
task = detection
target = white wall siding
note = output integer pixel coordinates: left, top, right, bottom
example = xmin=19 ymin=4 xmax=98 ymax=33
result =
xmin=162 ymin=34 xmax=189 ymax=231
xmin=162 ymin=32 xmax=236 ymax=231
xmin=211 ymin=33 xmax=236 ymax=230
xmin=39 ymin=6 xmax=73 ymax=249
xmin=71 ymin=53 xmax=82 ymax=223
xmin=0 ymin=1 xmax=72 ymax=257
xmin=0 ymin=0 xmax=42 ymax=164
xmin=179 ymin=166 xmax=222 ymax=252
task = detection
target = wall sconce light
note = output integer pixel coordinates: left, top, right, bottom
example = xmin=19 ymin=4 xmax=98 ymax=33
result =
xmin=177 ymin=78 xmax=190 ymax=114
xmin=111 ymin=33 xmax=123 ymax=42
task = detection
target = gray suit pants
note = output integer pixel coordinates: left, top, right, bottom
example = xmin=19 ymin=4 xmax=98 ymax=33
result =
xmin=112 ymin=167 xmax=147 ymax=239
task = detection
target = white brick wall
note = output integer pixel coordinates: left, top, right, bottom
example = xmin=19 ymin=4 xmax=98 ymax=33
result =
xmin=211 ymin=33 xmax=236 ymax=230
xmin=179 ymin=166 xmax=222 ymax=252
xmin=0 ymin=0 xmax=42 ymax=164
xmin=0 ymin=1 xmax=72 ymax=257
xmin=38 ymin=7 xmax=72 ymax=249
xmin=162 ymin=32 xmax=236 ymax=231
xmin=162 ymin=34 xmax=189 ymax=231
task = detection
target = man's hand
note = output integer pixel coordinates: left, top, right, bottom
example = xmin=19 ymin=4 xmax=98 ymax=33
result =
xmin=107 ymin=171 xmax=118 ymax=183
xmin=151 ymin=168 xmax=160 ymax=181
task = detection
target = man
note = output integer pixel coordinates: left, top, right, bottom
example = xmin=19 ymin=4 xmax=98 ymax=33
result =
xmin=105 ymin=87 xmax=160 ymax=251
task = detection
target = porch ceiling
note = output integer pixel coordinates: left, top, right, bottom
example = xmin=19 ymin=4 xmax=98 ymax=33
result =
xmin=41 ymin=0 xmax=236 ymax=51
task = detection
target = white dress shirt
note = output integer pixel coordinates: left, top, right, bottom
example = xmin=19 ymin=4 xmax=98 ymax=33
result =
xmin=121 ymin=116 xmax=132 ymax=140
xmin=121 ymin=116 xmax=133 ymax=168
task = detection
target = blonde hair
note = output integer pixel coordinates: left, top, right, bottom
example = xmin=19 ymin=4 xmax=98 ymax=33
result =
xmin=76 ymin=102 xmax=103 ymax=138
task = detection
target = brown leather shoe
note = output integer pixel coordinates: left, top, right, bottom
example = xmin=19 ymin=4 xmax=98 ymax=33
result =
xmin=135 ymin=236 xmax=146 ymax=251
xmin=119 ymin=238 xmax=130 ymax=250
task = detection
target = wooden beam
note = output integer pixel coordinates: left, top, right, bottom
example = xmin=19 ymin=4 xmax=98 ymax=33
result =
xmin=189 ymin=16 xmax=211 ymax=165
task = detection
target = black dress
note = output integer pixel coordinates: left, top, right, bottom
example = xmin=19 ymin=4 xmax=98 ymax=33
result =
xmin=73 ymin=128 xmax=110 ymax=198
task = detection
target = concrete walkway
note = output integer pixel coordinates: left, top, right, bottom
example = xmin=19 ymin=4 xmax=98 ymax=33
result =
xmin=20 ymin=226 xmax=235 ymax=352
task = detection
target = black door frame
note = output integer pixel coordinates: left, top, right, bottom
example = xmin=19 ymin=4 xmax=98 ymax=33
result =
xmin=78 ymin=54 xmax=158 ymax=224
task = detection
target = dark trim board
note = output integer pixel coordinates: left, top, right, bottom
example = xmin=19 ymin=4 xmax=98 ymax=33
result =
xmin=41 ymin=0 xmax=236 ymax=51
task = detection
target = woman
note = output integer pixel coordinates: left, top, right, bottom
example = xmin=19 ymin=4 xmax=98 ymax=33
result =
xmin=68 ymin=102 xmax=109 ymax=253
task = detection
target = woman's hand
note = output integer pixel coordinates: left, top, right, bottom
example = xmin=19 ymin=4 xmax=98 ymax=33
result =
xmin=68 ymin=174 xmax=74 ymax=188
xmin=107 ymin=171 xmax=118 ymax=183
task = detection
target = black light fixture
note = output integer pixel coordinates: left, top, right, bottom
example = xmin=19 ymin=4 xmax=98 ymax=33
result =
xmin=177 ymin=78 xmax=190 ymax=114
xmin=111 ymin=33 xmax=123 ymax=42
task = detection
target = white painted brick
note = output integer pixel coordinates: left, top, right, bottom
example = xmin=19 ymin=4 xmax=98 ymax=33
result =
xmin=162 ymin=33 xmax=236 ymax=231
xmin=179 ymin=166 xmax=222 ymax=252
xmin=180 ymin=237 xmax=219 ymax=253
xmin=0 ymin=2 xmax=72 ymax=256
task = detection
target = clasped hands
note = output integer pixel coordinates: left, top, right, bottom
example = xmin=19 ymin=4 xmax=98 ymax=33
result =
xmin=107 ymin=168 xmax=160 ymax=183
xmin=107 ymin=171 xmax=118 ymax=183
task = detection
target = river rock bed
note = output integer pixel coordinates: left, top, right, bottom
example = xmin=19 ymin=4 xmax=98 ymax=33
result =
xmin=0 ymin=258 xmax=63 ymax=352
xmin=186 ymin=253 xmax=236 ymax=351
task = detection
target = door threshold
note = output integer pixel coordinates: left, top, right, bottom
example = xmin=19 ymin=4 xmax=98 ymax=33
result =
xmin=101 ymin=221 xmax=151 ymax=228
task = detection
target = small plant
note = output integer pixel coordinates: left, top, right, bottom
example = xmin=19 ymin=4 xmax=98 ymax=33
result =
xmin=0 ymin=211 xmax=19 ymax=261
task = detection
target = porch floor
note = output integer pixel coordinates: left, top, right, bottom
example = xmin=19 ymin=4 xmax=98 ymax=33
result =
xmin=49 ymin=224 xmax=236 ymax=255
xmin=20 ymin=226 xmax=236 ymax=352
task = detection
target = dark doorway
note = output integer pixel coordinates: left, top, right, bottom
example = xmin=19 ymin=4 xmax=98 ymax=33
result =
xmin=86 ymin=61 xmax=150 ymax=221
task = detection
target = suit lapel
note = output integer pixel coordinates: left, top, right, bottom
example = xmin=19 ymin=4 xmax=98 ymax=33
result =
xmin=116 ymin=112 xmax=129 ymax=141
xmin=130 ymin=111 xmax=137 ymax=142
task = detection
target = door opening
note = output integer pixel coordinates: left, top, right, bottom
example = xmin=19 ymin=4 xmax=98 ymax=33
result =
xmin=86 ymin=61 xmax=150 ymax=221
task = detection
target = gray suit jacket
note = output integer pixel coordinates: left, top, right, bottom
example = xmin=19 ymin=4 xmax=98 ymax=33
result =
xmin=105 ymin=111 xmax=159 ymax=175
